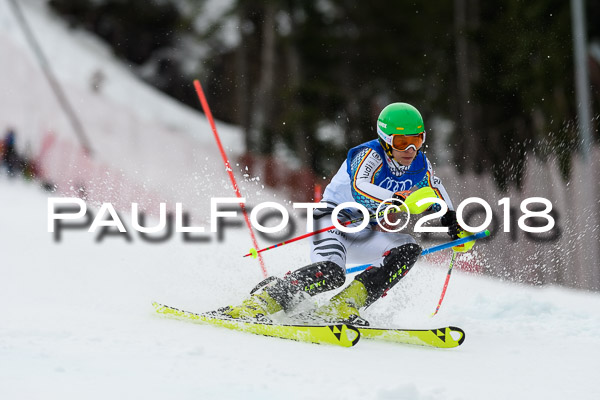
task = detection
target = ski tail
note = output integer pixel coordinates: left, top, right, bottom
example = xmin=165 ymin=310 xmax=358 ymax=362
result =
xmin=152 ymin=302 xmax=360 ymax=347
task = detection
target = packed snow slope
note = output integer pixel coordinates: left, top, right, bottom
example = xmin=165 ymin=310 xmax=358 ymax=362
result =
xmin=2 ymin=177 xmax=600 ymax=400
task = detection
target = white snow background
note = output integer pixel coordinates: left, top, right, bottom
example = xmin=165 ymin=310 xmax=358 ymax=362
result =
xmin=1 ymin=1 xmax=600 ymax=400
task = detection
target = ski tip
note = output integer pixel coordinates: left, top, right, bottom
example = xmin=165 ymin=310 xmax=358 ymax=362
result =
xmin=152 ymin=301 xmax=169 ymax=313
xmin=448 ymin=326 xmax=466 ymax=346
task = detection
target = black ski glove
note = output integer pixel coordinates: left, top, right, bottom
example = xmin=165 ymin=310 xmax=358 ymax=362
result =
xmin=440 ymin=210 xmax=461 ymax=240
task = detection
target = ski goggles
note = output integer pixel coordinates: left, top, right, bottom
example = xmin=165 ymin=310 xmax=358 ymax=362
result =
xmin=379 ymin=133 xmax=424 ymax=152
xmin=391 ymin=133 xmax=424 ymax=151
xmin=377 ymin=126 xmax=426 ymax=151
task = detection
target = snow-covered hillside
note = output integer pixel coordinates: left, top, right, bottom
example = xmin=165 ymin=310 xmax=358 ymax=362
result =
xmin=2 ymin=174 xmax=600 ymax=400
xmin=0 ymin=0 xmax=283 ymax=225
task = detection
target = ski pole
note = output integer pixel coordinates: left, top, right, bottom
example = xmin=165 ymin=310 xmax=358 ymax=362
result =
xmin=430 ymin=230 xmax=491 ymax=317
xmin=193 ymin=79 xmax=268 ymax=277
xmin=431 ymin=251 xmax=458 ymax=317
xmin=244 ymin=208 xmax=389 ymax=258
xmin=345 ymin=230 xmax=490 ymax=274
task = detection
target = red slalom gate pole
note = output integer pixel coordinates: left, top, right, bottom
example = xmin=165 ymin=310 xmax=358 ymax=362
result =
xmin=193 ymin=79 xmax=268 ymax=278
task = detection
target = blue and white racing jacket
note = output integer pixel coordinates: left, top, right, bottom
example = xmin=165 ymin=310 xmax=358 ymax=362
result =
xmin=321 ymin=139 xmax=453 ymax=216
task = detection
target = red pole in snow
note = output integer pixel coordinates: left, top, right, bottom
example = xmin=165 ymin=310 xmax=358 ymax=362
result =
xmin=193 ymin=80 xmax=268 ymax=278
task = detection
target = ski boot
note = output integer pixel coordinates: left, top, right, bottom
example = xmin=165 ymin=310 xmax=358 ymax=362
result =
xmin=311 ymin=280 xmax=370 ymax=326
xmin=213 ymin=261 xmax=347 ymax=322
xmin=215 ymin=290 xmax=283 ymax=323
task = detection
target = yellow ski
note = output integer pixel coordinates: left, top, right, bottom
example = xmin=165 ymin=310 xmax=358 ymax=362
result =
xmin=358 ymin=326 xmax=465 ymax=348
xmin=152 ymin=302 xmax=360 ymax=347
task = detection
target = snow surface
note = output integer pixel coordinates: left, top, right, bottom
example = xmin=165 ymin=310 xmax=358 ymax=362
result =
xmin=2 ymin=176 xmax=600 ymax=400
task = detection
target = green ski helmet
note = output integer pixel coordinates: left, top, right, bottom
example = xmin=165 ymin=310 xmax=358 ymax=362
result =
xmin=376 ymin=103 xmax=426 ymax=159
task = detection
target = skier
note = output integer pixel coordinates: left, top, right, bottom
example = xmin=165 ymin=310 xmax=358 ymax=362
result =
xmin=220 ymin=103 xmax=475 ymax=325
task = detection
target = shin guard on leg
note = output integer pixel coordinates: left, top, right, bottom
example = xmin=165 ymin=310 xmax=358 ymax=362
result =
xmin=355 ymin=243 xmax=421 ymax=307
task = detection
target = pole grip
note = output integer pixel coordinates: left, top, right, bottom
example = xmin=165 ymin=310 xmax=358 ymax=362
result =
xmin=421 ymin=230 xmax=490 ymax=256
